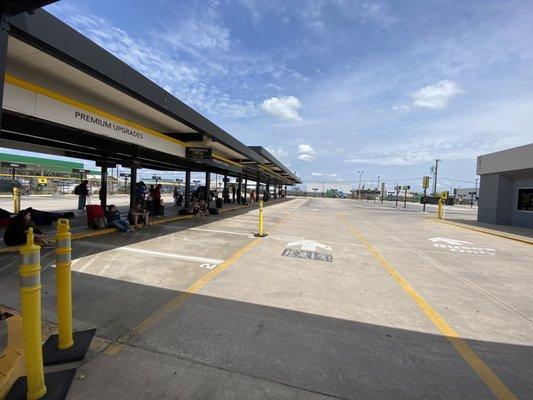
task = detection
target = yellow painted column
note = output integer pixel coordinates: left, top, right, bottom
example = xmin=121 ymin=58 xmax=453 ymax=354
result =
xmin=55 ymin=219 xmax=74 ymax=350
xmin=13 ymin=186 xmax=21 ymax=213
xmin=437 ymin=199 xmax=443 ymax=219
xmin=19 ymin=228 xmax=47 ymax=400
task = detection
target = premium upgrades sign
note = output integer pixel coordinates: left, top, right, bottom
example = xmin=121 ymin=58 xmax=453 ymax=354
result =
xmin=3 ymin=82 xmax=185 ymax=158
xmin=186 ymin=147 xmax=212 ymax=159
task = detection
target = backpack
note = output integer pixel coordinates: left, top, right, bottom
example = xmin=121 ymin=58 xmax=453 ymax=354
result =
xmin=74 ymin=185 xmax=80 ymax=195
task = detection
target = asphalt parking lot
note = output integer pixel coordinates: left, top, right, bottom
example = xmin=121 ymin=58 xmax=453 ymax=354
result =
xmin=0 ymin=197 xmax=531 ymax=399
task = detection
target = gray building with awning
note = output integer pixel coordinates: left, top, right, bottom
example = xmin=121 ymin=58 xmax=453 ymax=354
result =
xmin=477 ymin=143 xmax=533 ymax=228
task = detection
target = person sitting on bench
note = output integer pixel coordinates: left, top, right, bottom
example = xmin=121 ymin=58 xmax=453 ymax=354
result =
xmin=106 ymin=205 xmax=134 ymax=232
xmin=129 ymin=202 xmax=150 ymax=229
xmin=4 ymin=208 xmax=51 ymax=247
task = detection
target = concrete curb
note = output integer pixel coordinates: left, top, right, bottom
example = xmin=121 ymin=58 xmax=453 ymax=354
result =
xmin=0 ymin=308 xmax=24 ymax=400
xmin=431 ymin=218 xmax=533 ymax=245
xmin=0 ymin=199 xmax=286 ymax=254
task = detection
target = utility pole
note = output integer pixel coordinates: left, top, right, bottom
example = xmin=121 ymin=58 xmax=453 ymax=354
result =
xmin=474 ymin=177 xmax=479 ymax=206
xmin=432 ymin=159 xmax=441 ymax=196
xmin=357 ymin=170 xmax=364 ymax=200
xmin=374 ymin=176 xmax=380 ymax=203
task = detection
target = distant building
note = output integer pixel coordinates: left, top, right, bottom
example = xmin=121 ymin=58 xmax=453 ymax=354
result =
xmin=476 ymin=143 xmax=533 ymax=228
xmin=454 ymin=187 xmax=478 ymax=204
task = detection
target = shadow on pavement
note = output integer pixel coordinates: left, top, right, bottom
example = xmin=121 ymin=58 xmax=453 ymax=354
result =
xmin=6 ymin=271 xmax=530 ymax=399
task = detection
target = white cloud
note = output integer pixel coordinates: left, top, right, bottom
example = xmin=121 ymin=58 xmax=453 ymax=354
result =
xmin=297 ymin=144 xmax=316 ymax=161
xmin=265 ymin=146 xmax=289 ymax=159
xmin=310 ymin=172 xmax=341 ymax=180
xmin=261 ymin=96 xmax=303 ymax=121
xmin=410 ymin=80 xmax=464 ymax=110
xmin=343 ymin=132 xmax=507 ymax=166
xmin=392 ymin=103 xmax=410 ymax=114
xmin=45 ymin=2 xmax=259 ymax=120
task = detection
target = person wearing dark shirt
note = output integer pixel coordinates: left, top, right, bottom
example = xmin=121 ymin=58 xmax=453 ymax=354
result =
xmin=105 ymin=205 xmax=133 ymax=232
xmin=153 ymin=184 xmax=162 ymax=216
xmin=4 ymin=209 xmax=50 ymax=247
xmin=77 ymin=180 xmax=90 ymax=212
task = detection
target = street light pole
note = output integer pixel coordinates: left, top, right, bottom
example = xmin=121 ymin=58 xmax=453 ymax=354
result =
xmin=432 ymin=159 xmax=441 ymax=196
xmin=357 ymin=170 xmax=364 ymax=200
xmin=374 ymin=175 xmax=380 ymax=204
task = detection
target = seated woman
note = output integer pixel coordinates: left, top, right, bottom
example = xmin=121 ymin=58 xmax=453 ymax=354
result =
xmin=128 ymin=202 xmax=150 ymax=229
xmin=196 ymin=199 xmax=210 ymax=217
xmin=4 ymin=208 xmax=51 ymax=247
xmin=106 ymin=205 xmax=134 ymax=232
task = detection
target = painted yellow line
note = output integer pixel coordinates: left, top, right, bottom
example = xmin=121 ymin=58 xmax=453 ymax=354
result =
xmin=339 ymin=215 xmax=517 ymax=400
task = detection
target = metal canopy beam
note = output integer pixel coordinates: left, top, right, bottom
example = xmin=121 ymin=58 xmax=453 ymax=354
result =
xmin=0 ymin=1 xmax=58 ymax=16
xmin=0 ymin=111 xmax=242 ymax=175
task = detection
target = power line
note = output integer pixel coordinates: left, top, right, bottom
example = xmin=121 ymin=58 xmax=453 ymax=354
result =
xmin=440 ymin=177 xmax=476 ymax=184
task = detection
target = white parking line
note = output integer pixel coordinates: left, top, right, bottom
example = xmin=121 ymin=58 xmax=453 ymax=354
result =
xmin=160 ymin=224 xmax=254 ymax=237
xmin=77 ymin=240 xmax=224 ymax=265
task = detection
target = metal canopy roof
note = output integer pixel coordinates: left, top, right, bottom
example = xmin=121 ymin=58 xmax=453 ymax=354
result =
xmin=5 ymin=10 xmax=263 ymax=163
xmin=1 ymin=9 xmax=299 ymax=185
xmin=249 ymin=146 xmax=301 ymax=183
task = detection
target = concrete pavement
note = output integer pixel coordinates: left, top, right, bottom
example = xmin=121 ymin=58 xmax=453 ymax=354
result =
xmin=0 ymin=197 xmax=531 ymax=399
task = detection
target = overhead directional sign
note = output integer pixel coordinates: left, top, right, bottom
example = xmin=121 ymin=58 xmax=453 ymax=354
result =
xmin=1 ymin=162 xmax=26 ymax=168
xmin=186 ymin=147 xmax=212 ymax=159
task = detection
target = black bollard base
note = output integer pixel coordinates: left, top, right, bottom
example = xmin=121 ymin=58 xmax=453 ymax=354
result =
xmin=6 ymin=369 xmax=76 ymax=400
xmin=43 ymin=329 xmax=96 ymax=366
xmin=254 ymin=233 xmax=268 ymax=237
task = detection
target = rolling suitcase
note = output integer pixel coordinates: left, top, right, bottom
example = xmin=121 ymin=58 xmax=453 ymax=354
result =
xmin=86 ymin=205 xmax=105 ymax=228
xmin=216 ymin=197 xmax=223 ymax=209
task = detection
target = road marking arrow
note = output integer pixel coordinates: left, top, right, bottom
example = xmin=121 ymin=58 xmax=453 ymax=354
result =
xmin=428 ymin=237 xmax=472 ymax=245
xmin=286 ymin=240 xmax=332 ymax=252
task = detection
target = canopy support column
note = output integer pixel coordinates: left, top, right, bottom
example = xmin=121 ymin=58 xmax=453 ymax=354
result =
xmin=237 ymin=174 xmax=242 ymax=204
xmin=129 ymin=167 xmax=137 ymax=209
xmin=243 ymin=177 xmax=248 ymax=204
xmin=205 ymin=172 xmax=211 ymax=205
xmin=99 ymin=165 xmax=108 ymax=209
xmin=256 ymin=173 xmax=260 ymax=203
xmin=185 ymin=170 xmax=191 ymax=207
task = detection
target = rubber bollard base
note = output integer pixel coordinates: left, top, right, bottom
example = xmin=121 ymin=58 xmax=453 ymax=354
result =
xmin=5 ymin=369 xmax=76 ymax=400
xmin=254 ymin=233 xmax=268 ymax=237
xmin=43 ymin=329 xmax=96 ymax=366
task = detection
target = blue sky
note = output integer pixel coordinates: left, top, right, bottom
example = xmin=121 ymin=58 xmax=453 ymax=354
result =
xmin=34 ymin=0 xmax=533 ymax=189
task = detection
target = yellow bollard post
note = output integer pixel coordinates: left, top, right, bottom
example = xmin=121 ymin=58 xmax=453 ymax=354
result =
xmin=19 ymin=228 xmax=47 ymax=400
xmin=254 ymin=200 xmax=267 ymax=237
xmin=42 ymin=220 xmax=95 ymax=366
xmin=13 ymin=186 xmax=21 ymax=213
xmin=55 ymin=219 xmax=73 ymax=350
xmin=437 ymin=199 xmax=443 ymax=219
